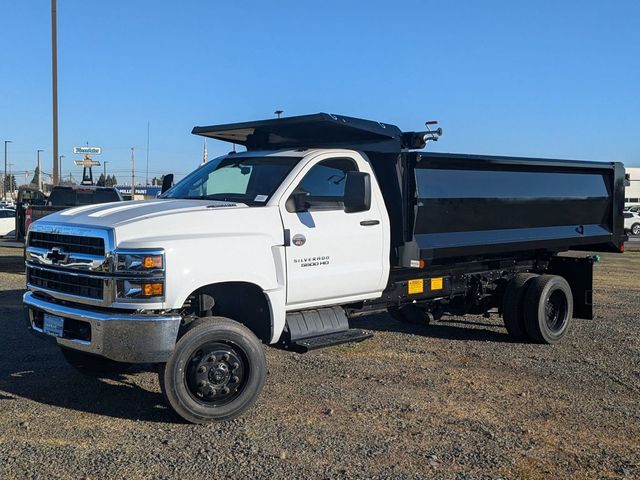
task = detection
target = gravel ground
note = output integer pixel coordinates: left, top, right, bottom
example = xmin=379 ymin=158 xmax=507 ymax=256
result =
xmin=0 ymin=245 xmax=638 ymax=479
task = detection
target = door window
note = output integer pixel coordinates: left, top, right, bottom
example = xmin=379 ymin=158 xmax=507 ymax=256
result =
xmin=296 ymin=158 xmax=357 ymax=209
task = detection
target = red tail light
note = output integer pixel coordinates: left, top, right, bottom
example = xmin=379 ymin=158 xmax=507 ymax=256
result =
xmin=619 ymin=243 xmax=625 ymax=253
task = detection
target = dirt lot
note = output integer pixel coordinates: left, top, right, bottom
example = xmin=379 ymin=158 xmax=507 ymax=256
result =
xmin=0 ymin=245 xmax=638 ymax=480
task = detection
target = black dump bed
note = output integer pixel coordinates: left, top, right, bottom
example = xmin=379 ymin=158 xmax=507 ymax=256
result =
xmin=193 ymin=113 xmax=627 ymax=266
xmin=402 ymin=152 xmax=626 ymax=264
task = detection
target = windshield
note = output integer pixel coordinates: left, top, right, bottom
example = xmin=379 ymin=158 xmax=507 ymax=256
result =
xmin=161 ymin=155 xmax=300 ymax=205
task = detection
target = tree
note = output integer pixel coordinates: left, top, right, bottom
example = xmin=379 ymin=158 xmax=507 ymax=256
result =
xmin=29 ymin=167 xmax=40 ymax=187
xmin=104 ymin=175 xmax=112 ymax=187
xmin=3 ymin=174 xmax=17 ymax=193
xmin=96 ymin=173 xmax=106 ymax=186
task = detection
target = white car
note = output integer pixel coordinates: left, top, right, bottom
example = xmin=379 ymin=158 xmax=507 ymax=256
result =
xmin=0 ymin=208 xmax=16 ymax=236
xmin=624 ymin=212 xmax=640 ymax=236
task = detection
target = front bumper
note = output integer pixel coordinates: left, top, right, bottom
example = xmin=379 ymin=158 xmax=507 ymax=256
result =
xmin=23 ymin=291 xmax=181 ymax=363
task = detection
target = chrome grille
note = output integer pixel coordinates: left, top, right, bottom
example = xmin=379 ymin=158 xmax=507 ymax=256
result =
xmin=29 ymin=231 xmax=105 ymax=256
xmin=26 ymin=223 xmax=114 ymax=305
xmin=27 ymin=266 xmax=104 ymax=299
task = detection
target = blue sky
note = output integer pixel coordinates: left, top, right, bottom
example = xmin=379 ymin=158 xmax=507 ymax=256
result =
xmin=1 ymin=0 xmax=639 ymax=184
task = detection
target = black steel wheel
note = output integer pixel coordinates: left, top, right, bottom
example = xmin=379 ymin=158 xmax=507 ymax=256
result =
xmin=502 ymin=273 xmax=537 ymax=340
xmin=523 ymin=275 xmax=573 ymax=344
xmin=160 ymin=316 xmax=266 ymax=424
xmin=185 ymin=341 xmax=248 ymax=406
xmin=60 ymin=348 xmax=131 ymax=376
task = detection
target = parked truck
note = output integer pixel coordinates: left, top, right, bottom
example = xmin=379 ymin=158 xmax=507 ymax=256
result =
xmin=22 ymin=185 xmax=123 ymax=237
xmin=24 ymin=113 xmax=626 ymax=423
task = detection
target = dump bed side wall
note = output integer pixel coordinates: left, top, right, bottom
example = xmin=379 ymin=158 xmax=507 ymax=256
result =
xmin=408 ymin=153 xmax=625 ymax=263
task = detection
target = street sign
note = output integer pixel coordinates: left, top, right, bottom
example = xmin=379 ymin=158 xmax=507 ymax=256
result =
xmin=73 ymin=146 xmax=102 ymax=155
xmin=74 ymin=155 xmax=101 ymax=167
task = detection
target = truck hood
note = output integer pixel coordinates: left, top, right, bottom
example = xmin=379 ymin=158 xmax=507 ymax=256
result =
xmin=34 ymin=199 xmax=284 ymax=248
xmin=39 ymin=199 xmax=248 ymax=227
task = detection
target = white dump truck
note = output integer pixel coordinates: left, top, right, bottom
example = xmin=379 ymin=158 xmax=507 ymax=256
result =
xmin=24 ymin=113 xmax=626 ymax=423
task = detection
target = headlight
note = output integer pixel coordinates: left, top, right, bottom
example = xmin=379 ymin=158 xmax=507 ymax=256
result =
xmin=117 ymin=279 xmax=164 ymax=299
xmin=114 ymin=249 xmax=165 ymax=302
xmin=115 ymin=250 xmax=164 ymax=273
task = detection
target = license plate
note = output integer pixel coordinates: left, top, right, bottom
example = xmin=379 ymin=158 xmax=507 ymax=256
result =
xmin=43 ymin=313 xmax=64 ymax=337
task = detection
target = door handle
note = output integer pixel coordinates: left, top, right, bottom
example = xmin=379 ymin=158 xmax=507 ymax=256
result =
xmin=360 ymin=219 xmax=380 ymax=226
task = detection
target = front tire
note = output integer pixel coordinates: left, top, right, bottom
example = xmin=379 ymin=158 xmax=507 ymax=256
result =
xmin=631 ymin=223 xmax=640 ymax=236
xmin=160 ymin=316 xmax=266 ymax=424
xmin=523 ymin=275 xmax=573 ymax=344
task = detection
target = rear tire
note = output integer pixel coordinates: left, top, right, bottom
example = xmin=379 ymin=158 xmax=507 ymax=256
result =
xmin=502 ymin=273 xmax=537 ymax=339
xmin=388 ymin=304 xmax=431 ymax=325
xmin=60 ymin=348 xmax=131 ymax=376
xmin=631 ymin=223 xmax=640 ymax=236
xmin=523 ymin=275 xmax=573 ymax=344
xmin=160 ymin=316 xmax=266 ymax=424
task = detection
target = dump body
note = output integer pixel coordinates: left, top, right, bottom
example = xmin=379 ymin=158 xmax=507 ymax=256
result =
xmin=397 ymin=152 xmax=626 ymax=265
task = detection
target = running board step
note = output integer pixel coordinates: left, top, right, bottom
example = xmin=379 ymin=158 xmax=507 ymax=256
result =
xmin=284 ymin=306 xmax=373 ymax=352
xmin=289 ymin=328 xmax=373 ymax=352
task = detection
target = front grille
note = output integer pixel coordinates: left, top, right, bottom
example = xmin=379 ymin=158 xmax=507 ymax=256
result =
xmin=27 ymin=267 xmax=104 ymax=300
xmin=29 ymin=232 xmax=105 ymax=256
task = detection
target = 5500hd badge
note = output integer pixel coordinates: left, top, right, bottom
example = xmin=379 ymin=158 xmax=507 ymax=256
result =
xmin=293 ymin=256 xmax=330 ymax=268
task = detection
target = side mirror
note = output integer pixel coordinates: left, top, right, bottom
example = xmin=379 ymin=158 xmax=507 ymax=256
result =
xmin=344 ymin=171 xmax=371 ymax=213
xmin=161 ymin=174 xmax=174 ymax=194
xmin=286 ymin=191 xmax=310 ymax=213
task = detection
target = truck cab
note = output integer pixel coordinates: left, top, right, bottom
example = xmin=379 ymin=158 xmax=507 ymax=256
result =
xmin=23 ymin=113 xmax=626 ymax=424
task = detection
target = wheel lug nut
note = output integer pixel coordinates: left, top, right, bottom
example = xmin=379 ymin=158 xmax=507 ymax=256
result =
xmin=231 ymin=362 xmax=240 ymax=370
xmin=231 ymin=376 xmax=239 ymax=383
xmin=222 ymin=354 xmax=229 ymax=361
xmin=198 ymin=381 xmax=207 ymax=388
xmin=206 ymin=387 xmax=216 ymax=397
xmin=197 ymin=366 xmax=206 ymax=373
xmin=222 ymin=387 xmax=230 ymax=395
xmin=207 ymin=356 xmax=215 ymax=363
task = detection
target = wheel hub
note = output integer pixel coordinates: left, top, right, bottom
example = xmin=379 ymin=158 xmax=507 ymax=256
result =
xmin=186 ymin=343 xmax=246 ymax=405
xmin=545 ymin=290 xmax=567 ymax=332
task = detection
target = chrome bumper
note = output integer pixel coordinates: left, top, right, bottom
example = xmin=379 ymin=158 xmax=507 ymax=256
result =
xmin=23 ymin=291 xmax=181 ymax=363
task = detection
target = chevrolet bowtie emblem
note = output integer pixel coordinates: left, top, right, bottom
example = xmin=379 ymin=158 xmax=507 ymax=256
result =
xmin=46 ymin=247 xmax=69 ymax=264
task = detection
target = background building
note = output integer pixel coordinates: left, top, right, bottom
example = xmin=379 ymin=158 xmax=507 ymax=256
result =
xmin=625 ymin=167 xmax=640 ymax=206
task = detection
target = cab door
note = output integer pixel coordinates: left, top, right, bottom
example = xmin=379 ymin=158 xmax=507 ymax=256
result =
xmin=279 ymin=154 xmax=388 ymax=308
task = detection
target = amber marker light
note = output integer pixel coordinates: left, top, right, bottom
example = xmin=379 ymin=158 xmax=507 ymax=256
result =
xmin=143 ymin=283 xmax=164 ymax=296
xmin=143 ymin=256 xmax=163 ymax=269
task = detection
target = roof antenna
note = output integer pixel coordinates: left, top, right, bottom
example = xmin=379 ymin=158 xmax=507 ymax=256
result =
xmin=274 ymin=110 xmax=283 ymax=119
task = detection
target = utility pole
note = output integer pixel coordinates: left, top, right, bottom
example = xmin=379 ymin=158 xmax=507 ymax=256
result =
xmin=3 ymin=140 xmax=12 ymax=200
xmin=37 ymin=149 xmax=44 ymax=191
xmin=51 ymin=0 xmax=59 ymax=185
xmin=103 ymin=161 xmax=109 ymax=185
xmin=59 ymin=155 xmax=65 ymax=183
xmin=145 ymin=120 xmax=150 ymax=186
xmin=8 ymin=163 xmax=14 ymax=195
xmin=131 ymin=147 xmax=135 ymax=200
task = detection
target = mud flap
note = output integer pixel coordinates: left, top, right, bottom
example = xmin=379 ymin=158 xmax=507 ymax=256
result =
xmin=549 ymin=256 xmax=594 ymax=320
